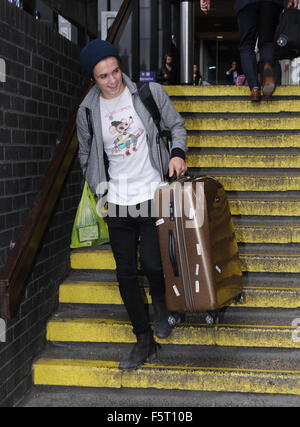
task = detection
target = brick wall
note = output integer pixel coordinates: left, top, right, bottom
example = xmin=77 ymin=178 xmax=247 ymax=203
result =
xmin=0 ymin=1 xmax=84 ymax=406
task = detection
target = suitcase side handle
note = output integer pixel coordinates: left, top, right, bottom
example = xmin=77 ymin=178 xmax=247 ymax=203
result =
xmin=168 ymin=229 xmax=179 ymax=277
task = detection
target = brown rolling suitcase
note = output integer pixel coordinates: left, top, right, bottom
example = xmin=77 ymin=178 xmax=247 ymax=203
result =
xmin=136 ymin=81 xmax=243 ymax=324
xmin=154 ymin=175 xmax=243 ymax=325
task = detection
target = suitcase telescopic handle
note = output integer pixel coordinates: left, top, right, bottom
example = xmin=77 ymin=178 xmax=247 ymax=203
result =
xmin=168 ymin=229 xmax=179 ymax=277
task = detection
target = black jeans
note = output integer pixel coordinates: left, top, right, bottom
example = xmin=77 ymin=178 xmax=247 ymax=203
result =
xmin=106 ymin=200 xmax=166 ymax=335
xmin=237 ymin=2 xmax=282 ymax=90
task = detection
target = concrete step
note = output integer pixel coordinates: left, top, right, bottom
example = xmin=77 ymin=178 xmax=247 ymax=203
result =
xmin=70 ymin=244 xmax=300 ymax=273
xmin=184 ymin=116 xmax=300 ymax=131
xmin=187 ymin=152 xmax=300 ymax=168
xmin=45 ymin=307 xmax=300 ymax=349
xmin=241 ymin=246 xmax=300 ymax=273
xmin=187 ymin=133 xmax=300 ymax=149
xmin=59 ymin=279 xmax=300 ymax=309
xmin=234 ymin=220 xmax=300 ymax=244
xmin=211 ymin=173 xmax=300 ymax=192
xmin=32 ymin=357 xmax=300 ymax=395
xmin=72 ymin=194 xmax=300 ymax=217
xmin=164 ymin=85 xmax=300 ymax=97
xmin=19 ymin=384 xmax=300 ymax=407
xmin=229 ymin=196 xmax=300 ymax=216
xmin=33 ymin=343 xmax=300 ymax=395
xmin=174 ymin=99 xmax=300 ymax=114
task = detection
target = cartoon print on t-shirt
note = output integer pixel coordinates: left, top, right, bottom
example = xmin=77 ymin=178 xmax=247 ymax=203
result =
xmin=109 ymin=116 xmax=144 ymax=156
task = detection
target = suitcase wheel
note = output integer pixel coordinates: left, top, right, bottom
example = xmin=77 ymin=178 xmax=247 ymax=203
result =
xmin=168 ymin=312 xmax=183 ymax=327
xmin=205 ymin=307 xmax=228 ymax=326
xmin=233 ymin=293 xmax=244 ymax=305
xmin=205 ymin=311 xmax=220 ymax=326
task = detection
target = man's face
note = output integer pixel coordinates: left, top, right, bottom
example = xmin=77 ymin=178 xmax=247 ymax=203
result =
xmin=166 ymin=56 xmax=173 ymax=65
xmin=93 ymin=57 xmax=125 ymax=99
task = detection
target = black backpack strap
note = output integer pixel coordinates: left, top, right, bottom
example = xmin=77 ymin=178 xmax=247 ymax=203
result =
xmin=136 ymin=82 xmax=173 ymax=182
xmin=82 ymin=108 xmax=93 ymax=181
xmin=86 ymin=107 xmax=93 ymax=139
xmin=85 ymin=107 xmax=109 ymax=186
xmin=136 ymin=82 xmax=162 ymax=133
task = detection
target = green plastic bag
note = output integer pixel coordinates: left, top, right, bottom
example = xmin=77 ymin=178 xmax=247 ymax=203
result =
xmin=70 ymin=181 xmax=109 ymax=248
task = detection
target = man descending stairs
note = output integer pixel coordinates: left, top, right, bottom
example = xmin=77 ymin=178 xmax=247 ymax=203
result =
xmin=29 ymin=85 xmax=300 ymax=406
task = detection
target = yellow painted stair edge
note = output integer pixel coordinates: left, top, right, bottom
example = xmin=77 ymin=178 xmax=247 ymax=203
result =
xmin=186 ymin=153 xmax=300 ymax=169
xmin=234 ymin=224 xmax=300 ymax=244
xmin=230 ymin=198 xmax=300 ymax=216
xmin=164 ymin=85 xmax=300 ymax=97
xmin=184 ymin=117 xmax=300 ymax=131
xmin=33 ymin=358 xmax=300 ymax=395
xmin=173 ymin=99 xmax=300 ymax=113
xmin=46 ymin=317 xmax=300 ymax=349
xmin=59 ymin=281 xmax=300 ymax=309
xmin=70 ymin=249 xmax=300 ymax=273
xmin=215 ymin=175 xmax=300 ymax=192
xmin=187 ymin=134 xmax=300 ymax=148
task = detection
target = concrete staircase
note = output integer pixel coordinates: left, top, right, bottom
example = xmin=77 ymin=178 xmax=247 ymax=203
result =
xmin=27 ymin=85 xmax=300 ymax=406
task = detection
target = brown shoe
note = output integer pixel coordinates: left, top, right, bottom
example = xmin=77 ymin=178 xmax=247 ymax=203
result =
xmin=262 ymin=64 xmax=275 ymax=97
xmin=250 ymin=87 xmax=261 ymax=102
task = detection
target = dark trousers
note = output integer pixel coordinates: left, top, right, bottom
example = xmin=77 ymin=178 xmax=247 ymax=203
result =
xmin=106 ymin=201 xmax=165 ymax=336
xmin=237 ymin=2 xmax=282 ymax=90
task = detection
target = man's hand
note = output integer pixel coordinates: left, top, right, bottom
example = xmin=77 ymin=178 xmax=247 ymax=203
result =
xmin=168 ymin=157 xmax=187 ymax=179
xmin=200 ymin=0 xmax=211 ymax=14
xmin=287 ymin=0 xmax=299 ymax=7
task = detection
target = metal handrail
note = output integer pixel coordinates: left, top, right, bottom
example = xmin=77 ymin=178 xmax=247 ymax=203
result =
xmin=0 ymin=0 xmax=134 ymax=319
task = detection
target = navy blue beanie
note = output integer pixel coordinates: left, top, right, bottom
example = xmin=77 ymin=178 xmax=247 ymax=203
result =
xmin=80 ymin=39 xmax=121 ymax=79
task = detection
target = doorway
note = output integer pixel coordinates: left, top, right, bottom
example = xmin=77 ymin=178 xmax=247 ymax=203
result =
xmin=200 ymin=38 xmax=240 ymax=85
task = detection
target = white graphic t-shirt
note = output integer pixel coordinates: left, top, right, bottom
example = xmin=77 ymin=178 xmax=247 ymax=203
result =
xmin=100 ymin=86 xmax=162 ymax=205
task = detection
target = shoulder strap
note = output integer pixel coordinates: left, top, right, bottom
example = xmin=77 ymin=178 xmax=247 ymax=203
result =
xmin=85 ymin=107 xmax=109 ymax=183
xmin=86 ymin=107 xmax=93 ymax=139
xmin=136 ymin=81 xmax=173 ymax=182
xmin=136 ymin=82 xmax=161 ymax=132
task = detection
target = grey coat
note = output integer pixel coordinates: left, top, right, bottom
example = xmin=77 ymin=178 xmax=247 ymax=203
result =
xmin=235 ymin=0 xmax=284 ymax=14
xmin=76 ymin=73 xmax=187 ymax=197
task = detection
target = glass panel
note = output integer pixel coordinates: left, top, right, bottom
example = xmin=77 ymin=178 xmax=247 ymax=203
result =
xmin=202 ymin=39 xmax=240 ymax=85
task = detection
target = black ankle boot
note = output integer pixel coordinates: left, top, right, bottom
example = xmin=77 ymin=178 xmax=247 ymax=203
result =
xmin=119 ymin=329 xmax=158 ymax=370
xmin=152 ymin=296 xmax=174 ymax=339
